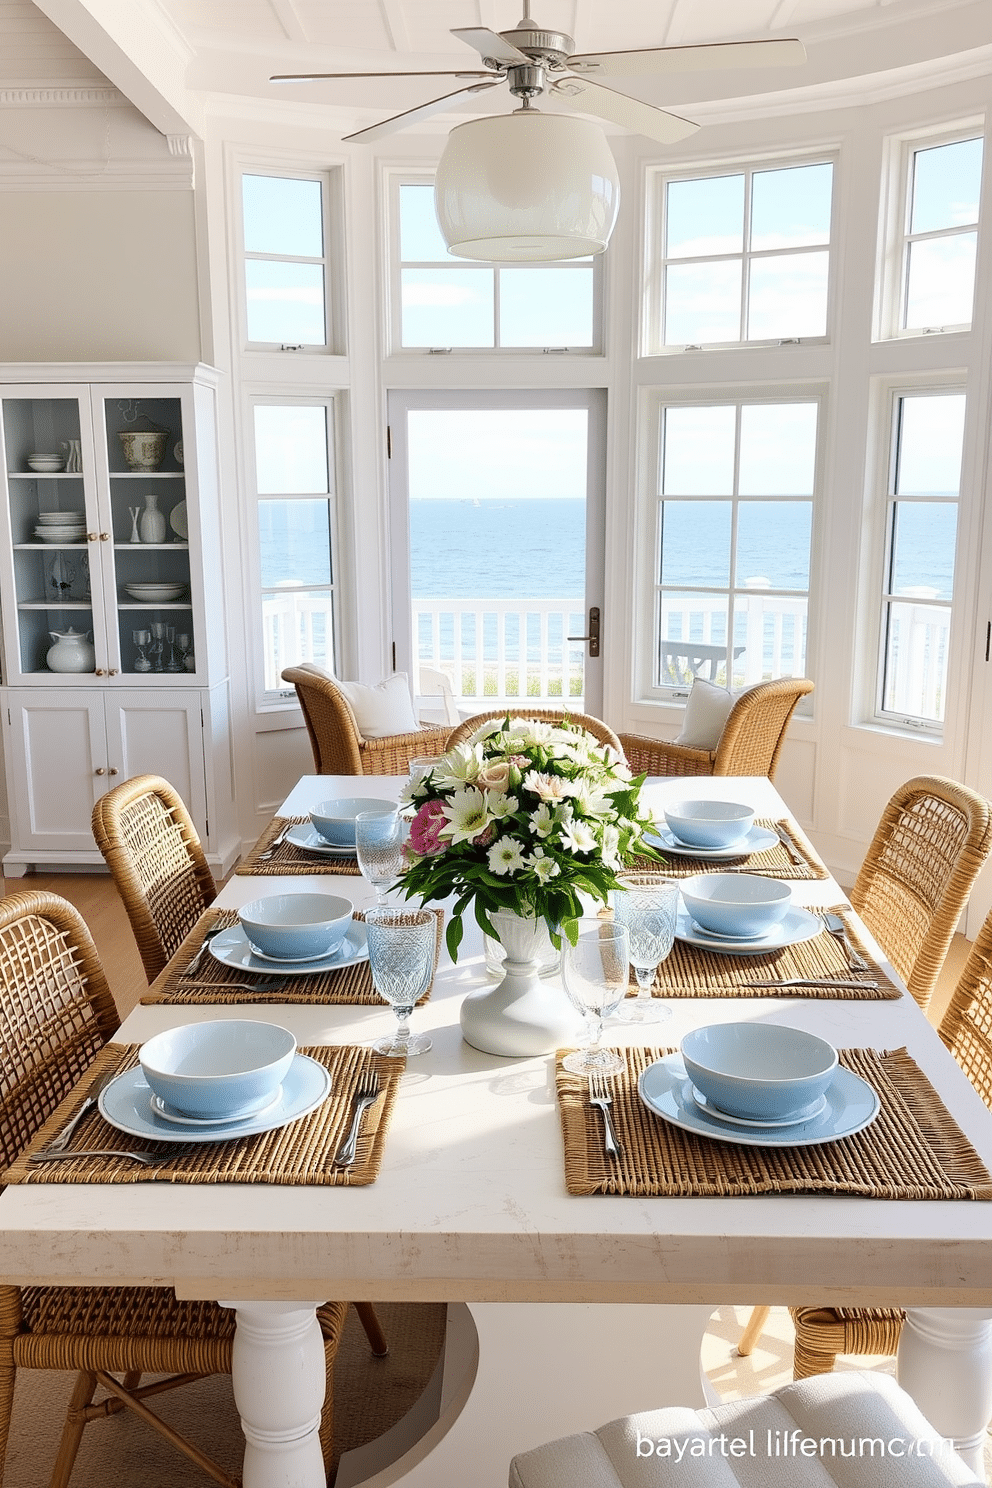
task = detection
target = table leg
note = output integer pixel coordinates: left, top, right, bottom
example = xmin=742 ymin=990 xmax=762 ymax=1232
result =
xmin=221 ymin=1299 xmax=328 ymax=1488
xmin=898 ymin=1307 xmax=992 ymax=1477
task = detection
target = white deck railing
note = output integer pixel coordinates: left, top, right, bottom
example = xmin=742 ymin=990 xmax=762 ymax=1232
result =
xmin=413 ymin=598 xmax=586 ymax=704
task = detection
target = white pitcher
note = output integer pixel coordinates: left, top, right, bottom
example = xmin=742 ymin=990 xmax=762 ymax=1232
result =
xmin=46 ymin=628 xmax=96 ymax=673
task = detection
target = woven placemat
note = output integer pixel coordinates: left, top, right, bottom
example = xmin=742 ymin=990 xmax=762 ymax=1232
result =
xmin=648 ymin=905 xmax=898 ymax=1000
xmin=557 ymin=1045 xmax=992 ymax=1199
xmin=237 ymin=816 xmax=363 ymax=876
xmin=630 ymin=819 xmax=825 ymax=881
xmin=5 ymin=1041 xmax=403 ymax=1187
xmin=141 ymin=907 xmax=443 ymax=1006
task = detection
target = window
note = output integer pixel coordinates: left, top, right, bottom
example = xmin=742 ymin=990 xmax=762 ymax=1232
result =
xmin=394 ymin=181 xmax=597 ymax=350
xmin=650 ymin=159 xmax=833 ymax=350
xmin=877 ymin=390 xmax=964 ymax=726
xmin=242 ymin=173 xmax=328 ymax=348
xmin=899 ymin=136 xmax=983 ymax=333
xmin=653 ymin=398 xmax=817 ymax=691
xmin=251 ymin=401 xmax=337 ymax=697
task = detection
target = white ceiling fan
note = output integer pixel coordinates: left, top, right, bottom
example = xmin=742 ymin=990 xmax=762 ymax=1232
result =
xmin=271 ymin=4 xmax=807 ymax=146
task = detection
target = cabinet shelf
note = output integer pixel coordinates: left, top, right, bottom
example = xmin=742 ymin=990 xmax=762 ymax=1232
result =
xmin=108 ymin=471 xmax=184 ymax=481
xmin=17 ymin=600 xmax=93 ymax=611
xmin=114 ymin=543 xmax=188 ymax=552
xmin=7 ymin=472 xmax=83 ymax=480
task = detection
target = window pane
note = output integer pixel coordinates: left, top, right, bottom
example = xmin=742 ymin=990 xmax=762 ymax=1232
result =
xmin=245 ymin=261 xmax=325 ymax=344
xmin=662 ymin=406 xmax=736 ymax=495
xmin=658 ymin=591 xmax=730 ymax=686
xmin=904 ymin=234 xmax=977 ymax=328
xmin=910 ymin=138 xmax=983 ymax=234
xmin=499 ymin=267 xmax=593 ymax=347
xmin=750 ymin=163 xmax=832 ymax=250
xmin=736 ymin=502 xmax=812 ymax=589
xmin=401 ymin=268 xmax=494 ymax=346
xmin=739 ymin=403 xmax=817 ymax=496
xmin=262 ymin=589 xmax=334 ymax=692
xmin=882 ymin=599 xmax=951 ymax=721
xmin=254 ymin=406 xmax=328 ymax=494
xmin=243 ymin=175 xmax=323 ymax=257
xmin=660 ymin=501 xmax=732 ymax=587
xmin=666 ymin=175 xmax=744 ymax=257
xmin=890 ymin=502 xmax=956 ymax=600
xmin=895 ymin=395 xmax=965 ymax=494
xmin=733 ymin=592 xmax=807 ymax=685
xmin=664 ymin=260 xmax=742 ymax=344
xmin=400 ymin=184 xmax=450 ymax=262
xmin=259 ymin=500 xmax=332 ymax=589
xmin=747 ymin=251 xmax=829 ymax=340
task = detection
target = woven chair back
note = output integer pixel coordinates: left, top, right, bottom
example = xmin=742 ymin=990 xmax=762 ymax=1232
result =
xmin=939 ymin=905 xmax=992 ymax=1110
xmin=712 ymin=677 xmax=815 ymax=778
xmin=445 ymin=708 xmax=622 ymax=754
xmin=0 ymin=891 xmax=118 ymax=1171
xmin=91 ymin=775 xmax=217 ymax=983
xmin=282 ymin=666 xmax=366 ymax=774
xmin=852 ymin=775 xmax=992 ymax=1012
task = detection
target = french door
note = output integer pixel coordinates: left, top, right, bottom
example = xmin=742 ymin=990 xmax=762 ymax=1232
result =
xmin=387 ymin=390 xmax=607 ymax=717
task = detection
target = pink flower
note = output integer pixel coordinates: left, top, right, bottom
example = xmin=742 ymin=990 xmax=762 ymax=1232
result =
xmin=477 ymin=761 xmax=512 ymax=792
xmin=409 ymin=799 xmax=448 ymax=856
xmin=473 ymin=823 xmax=497 ymax=848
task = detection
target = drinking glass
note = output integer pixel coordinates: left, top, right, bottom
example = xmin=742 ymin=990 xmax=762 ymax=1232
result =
xmin=612 ymin=873 xmax=679 ymax=1025
xmin=132 ymin=628 xmax=151 ymax=673
xmin=365 ymin=907 xmax=435 ymax=1057
xmin=560 ymin=921 xmax=630 ymax=1076
xmin=355 ymin=809 xmax=408 ymax=904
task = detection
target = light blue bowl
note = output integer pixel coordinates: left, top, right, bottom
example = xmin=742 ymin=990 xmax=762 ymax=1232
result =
xmin=680 ymin=873 xmax=791 ymax=939
xmin=680 ymin=1022 xmax=838 ymax=1121
xmin=238 ymin=892 xmax=353 ymax=961
xmin=665 ymin=799 xmax=755 ymax=850
xmin=139 ymin=1020 xmax=296 ymax=1120
xmin=311 ymin=797 xmax=394 ymax=847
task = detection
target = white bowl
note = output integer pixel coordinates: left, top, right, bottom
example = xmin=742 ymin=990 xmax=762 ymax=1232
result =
xmin=680 ymin=1022 xmax=838 ymax=1121
xmin=27 ymin=454 xmax=64 ymax=472
xmin=139 ymin=1020 xmax=296 ymax=1120
xmin=665 ymin=799 xmax=755 ymax=850
xmin=35 ymin=528 xmax=84 ymax=543
xmin=311 ymin=797 xmax=395 ymax=847
xmin=124 ymin=583 xmax=186 ymax=601
xmin=680 ymin=873 xmax=791 ymax=939
xmin=238 ymin=892 xmax=353 ymax=961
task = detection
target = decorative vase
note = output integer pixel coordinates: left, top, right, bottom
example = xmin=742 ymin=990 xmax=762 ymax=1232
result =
xmin=118 ymin=428 xmax=167 ymax=471
xmin=459 ymin=908 xmax=578 ymax=1057
xmin=46 ymin=628 xmax=95 ymax=673
xmin=139 ymin=492 xmax=166 ymax=544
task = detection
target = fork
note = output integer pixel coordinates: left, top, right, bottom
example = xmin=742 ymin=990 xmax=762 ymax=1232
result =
xmin=333 ymin=1081 xmax=380 ymax=1167
xmin=821 ymin=912 xmax=870 ymax=973
xmin=180 ymin=974 xmax=285 ymax=993
xmin=29 ymin=1143 xmax=197 ymax=1167
xmin=587 ymin=1072 xmax=622 ymax=1159
xmin=258 ymin=823 xmax=293 ymax=861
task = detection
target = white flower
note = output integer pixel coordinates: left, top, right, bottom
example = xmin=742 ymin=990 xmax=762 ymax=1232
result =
xmin=523 ymin=769 xmax=571 ymax=802
xmin=600 ymin=822 xmax=621 ymax=871
xmin=570 ymin=781 xmax=614 ymax=819
xmin=560 ymin=817 xmax=598 ymax=854
xmin=486 ymin=790 xmax=518 ymax=820
xmin=434 ymin=741 xmax=483 ymax=789
xmin=440 ymin=786 xmax=492 ymax=845
xmin=528 ymin=846 xmax=561 ymax=883
xmin=529 ymin=802 xmax=556 ymax=839
xmin=487 ymin=838 xmax=526 ymax=875
xmin=468 ymin=717 xmax=507 ymax=745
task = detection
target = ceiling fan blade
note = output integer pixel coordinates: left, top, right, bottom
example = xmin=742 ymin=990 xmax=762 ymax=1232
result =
xmin=271 ymin=70 xmax=497 ymax=83
xmin=451 ymin=27 xmax=532 ymax=68
xmin=342 ymin=82 xmax=501 ymax=144
xmin=568 ymin=37 xmax=806 ymax=77
xmin=551 ymin=76 xmax=698 ymax=145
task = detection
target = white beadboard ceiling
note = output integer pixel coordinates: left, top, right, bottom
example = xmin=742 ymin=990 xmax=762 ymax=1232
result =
xmin=3 ymin=0 xmax=991 ymax=139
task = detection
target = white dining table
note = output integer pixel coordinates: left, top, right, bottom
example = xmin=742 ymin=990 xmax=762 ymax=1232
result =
xmin=1 ymin=773 xmax=991 ymax=1488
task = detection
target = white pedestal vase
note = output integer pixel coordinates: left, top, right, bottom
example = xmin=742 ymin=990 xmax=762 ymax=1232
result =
xmin=460 ymin=908 xmax=578 ymax=1057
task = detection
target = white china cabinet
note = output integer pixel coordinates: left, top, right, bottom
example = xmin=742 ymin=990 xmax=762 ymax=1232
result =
xmin=0 ymin=364 xmax=237 ymax=874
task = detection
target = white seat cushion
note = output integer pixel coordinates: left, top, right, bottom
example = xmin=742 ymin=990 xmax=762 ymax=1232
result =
xmin=508 ymin=1373 xmax=980 ymax=1488
xmin=296 ymin=665 xmax=420 ymax=738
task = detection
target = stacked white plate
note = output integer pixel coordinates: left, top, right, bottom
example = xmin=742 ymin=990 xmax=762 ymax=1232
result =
xmin=34 ymin=511 xmax=85 ymax=543
xmin=123 ymin=582 xmax=187 ymax=602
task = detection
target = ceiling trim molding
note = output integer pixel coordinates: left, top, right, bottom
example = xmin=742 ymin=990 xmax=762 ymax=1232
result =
xmin=0 ymin=88 xmax=124 ymax=107
xmin=0 ymin=157 xmax=194 ymax=190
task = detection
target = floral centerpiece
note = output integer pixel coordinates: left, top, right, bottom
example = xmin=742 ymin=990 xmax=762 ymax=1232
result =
xmin=399 ymin=715 xmax=657 ymax=964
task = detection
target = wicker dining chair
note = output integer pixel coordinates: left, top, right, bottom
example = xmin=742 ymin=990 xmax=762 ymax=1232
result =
xmin=618 ymin=677 xmax=814 ymax=781
xmin=91 ymin=774 xmax=217 ymax=984
xmin=445 ymin=708 xmax=623 ymax=753
xmin=0 ymin=889 xmax=362 ymax=1488
xmin=282 ymin=666 xmax=451 ymax=775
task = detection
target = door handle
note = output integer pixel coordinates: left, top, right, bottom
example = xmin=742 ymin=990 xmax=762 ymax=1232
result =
xmin=567 ymin=607 xmax=600 ymax=658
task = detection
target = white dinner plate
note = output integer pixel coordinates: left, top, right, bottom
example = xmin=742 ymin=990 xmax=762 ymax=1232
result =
xmin=285 ymin=823 xmax=358 ymax=858
xmin=688 ymin=1086 xmax=829 ymax=1129
xmin=675 ymin=904 xmax=820 ymax=955
xmin=645 ymin=824 xmax=779 ymax=861
xmin=170 ymin=499 xmax=188 ymax=540
xmin=638 ymin=1054 xmax=879 ymax=1148
xmin=99 ymin=1055 xmax=331 ymax=1143
xmin=209 ymin=920 xmax=368 ymax=976
xmin=151 ymin=1088 xmax=283 ymax=1126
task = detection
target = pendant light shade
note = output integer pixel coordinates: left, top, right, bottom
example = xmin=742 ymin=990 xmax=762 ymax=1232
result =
xmin=434 ymin=111 xmax=620 ymax=262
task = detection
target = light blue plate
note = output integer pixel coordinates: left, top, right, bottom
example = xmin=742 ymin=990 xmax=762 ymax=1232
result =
xmin=647 ymin=824 xmax=779 ymax=861
xmin=98 ymin=1054 xmax=332 ymax=1143
xmin=285 ymin=823 xmax=357 ymax=858
xmin=210 ymin=920 xmax=368 ymax=976
xmin=675 ymin=905 xmax=820 ymax=956
xmin=638 ymin=1054 xmax=879 ymax=1148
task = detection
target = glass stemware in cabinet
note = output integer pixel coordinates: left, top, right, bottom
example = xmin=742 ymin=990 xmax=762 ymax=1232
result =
xmin=132 ymin=629 xmax=152 ymax=673
xmin=149 ymin=622 xmax=166 ymax=672
xmin=164 ymin=625 xmax=183 ymax=673
xmin=612 ymin=873 xmax=679 ymax=1024
xmin=365 ymin=907 xmax=435 ymax=1057
xmin=560 ymin=921 xmax=630 ymax=1076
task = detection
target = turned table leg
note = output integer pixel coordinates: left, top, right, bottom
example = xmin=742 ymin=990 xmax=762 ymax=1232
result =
xmin=898 ymin=1307 xmax=992 ymax=1478
xmin=221 ymin=1299 xmax=328 ymax=1488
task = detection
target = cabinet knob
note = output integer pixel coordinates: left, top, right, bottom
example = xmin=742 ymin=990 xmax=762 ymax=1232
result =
xmin=87 ymin=533 xmax=98 ymax=542
xmin=108 ymin=767 xmax=119 ymax=776
xmin=95 ymin=767 xmax=106 ymax=776
xmin=108 ymin=668 xmax=119 ymax=676
xmin=100 ymin=532 xmax=110 ymax=541
xmin=94 ymin=669 xmax=105 ymax=676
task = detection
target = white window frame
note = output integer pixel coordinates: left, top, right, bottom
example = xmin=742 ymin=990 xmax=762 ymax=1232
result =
xmin=385 ymin=171 xmax=605 ymax=355
xmin=875 ymin=119 xmax=985 ymax=342
xmin=244 ymin=391 xmax=341 ymax=710
xmin=643 ymin=151 xmax=838 ymax=357
xmin=635 ymin=384 xmax=825 ymax=706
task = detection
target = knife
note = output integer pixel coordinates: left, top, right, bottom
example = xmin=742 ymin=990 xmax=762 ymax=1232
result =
xmin=37 ymin=1065 xmax=118 ymax=1156
xmin=774 ymin=822 xmax=805 ymax=866
xmin=747 ymin=978 xmax=879 ymax=991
